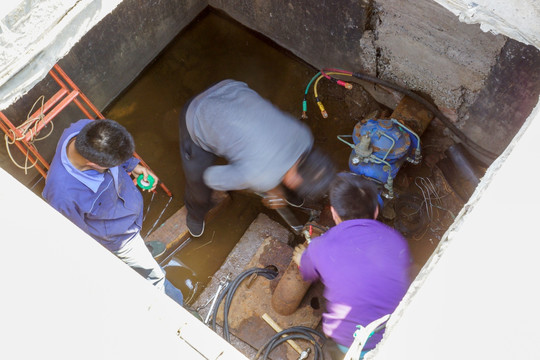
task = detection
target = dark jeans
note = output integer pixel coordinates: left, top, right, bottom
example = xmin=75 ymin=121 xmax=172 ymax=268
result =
xmin=179 ymin=99 xmax=217 ymax=224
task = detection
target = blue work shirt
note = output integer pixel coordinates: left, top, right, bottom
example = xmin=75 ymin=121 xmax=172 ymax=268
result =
xmin=42 ymin=119 xmax=143 ymax=252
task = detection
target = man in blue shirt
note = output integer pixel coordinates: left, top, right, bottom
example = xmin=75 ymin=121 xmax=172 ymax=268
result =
xmin=43 ymin=119 xmax=183 ymax=305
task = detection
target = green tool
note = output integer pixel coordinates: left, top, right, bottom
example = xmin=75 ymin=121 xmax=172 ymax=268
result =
xmin=137 ymin=174 xmax=155 ymax=190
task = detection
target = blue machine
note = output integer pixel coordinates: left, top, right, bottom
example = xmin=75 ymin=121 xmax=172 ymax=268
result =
xmin=339 ymin=118 xmax=421 ymax=198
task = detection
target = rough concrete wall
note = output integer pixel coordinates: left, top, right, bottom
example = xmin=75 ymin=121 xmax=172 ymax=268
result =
xmin=459 ymin=40 xmax=540 ymax=154
xmin=375 ymin=0 xmax=506 ymax=112
xmin=208 ymin=0 xmax=540 ymax=158
xmin=0 ymin=0 xmax=206 ymax=186
xmin=209 ymin=0 xmax=375 ymax=73
xmin=57 ymin=0 xmax=206 ymax=111
xmin=209 ymin=0 xmax=507 ymax=111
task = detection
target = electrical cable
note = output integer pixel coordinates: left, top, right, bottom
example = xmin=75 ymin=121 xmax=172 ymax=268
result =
xmin=313 ymin=71 xmax=354 ymax=119
xmin=302 ymin=72 xmax=321 ymax=119
xmin=143 ymin=194 xmax=173 ymax=237
xmin=265 ymin=334 xmax=322 ymax=360
xmin=350 ymin=71 xmax=498 ymax=160
xmin=255 ymin=326 xmax=326 ymax=360
xmin=302 ymin=67 xmax=498 ymax=160
xmin=211 ymin=267 xmax=278 ymax=342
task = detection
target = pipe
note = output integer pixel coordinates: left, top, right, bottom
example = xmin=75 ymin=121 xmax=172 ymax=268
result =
xmin=271 ymin=222 xmax=326 ymax=316
xmin=271 ymin=260 xmax=312 ymax=315
xmin=351 ymin=71 xmax=498 ymax=161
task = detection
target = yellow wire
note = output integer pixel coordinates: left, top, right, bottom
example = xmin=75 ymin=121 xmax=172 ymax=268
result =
xmin=313 ymin=71 xmax=353 ymax=98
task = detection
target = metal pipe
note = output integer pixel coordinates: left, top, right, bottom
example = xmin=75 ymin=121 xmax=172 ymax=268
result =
xmin=271 ymin=259 xmax=312 ymax=315
xmin=275 ymin=207 xmax=303 ymax=235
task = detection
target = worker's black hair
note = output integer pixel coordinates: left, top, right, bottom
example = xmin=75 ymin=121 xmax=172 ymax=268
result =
xmin=330 ymin=172 xmax=379 ymax=220
xmin=295 ymin=147 xmax=336 ymax=201
xmin=75 ymin=119 xmax=135 ymax=168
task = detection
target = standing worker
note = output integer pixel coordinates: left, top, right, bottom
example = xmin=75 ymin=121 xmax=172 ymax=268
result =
xmin=293 ymin=172 xmax=412 ymax=359
xmin=43 ymin=119 xmax=183 ymax=305
xmin=179 ymin=79 xmax=336 ymax=237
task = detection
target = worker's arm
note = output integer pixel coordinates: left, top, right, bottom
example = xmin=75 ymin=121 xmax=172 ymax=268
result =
xmin=204 ymin=164 xmax=287 ymax=208
xmin=293 ymin=243 xmax=307 ymax=267
xmin=203 ymin=164 xmax=252 ymax=191
xmin=295 ymin=242 xmax=320 ymax=282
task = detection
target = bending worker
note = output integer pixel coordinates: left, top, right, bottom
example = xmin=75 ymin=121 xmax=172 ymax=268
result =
xmin=179 ymin=79 xmax=336 ymax=237
xmin=43 ymin=119 xmax=183 ymax=305
xmin=293 ymin=172 xmax=412 ymax=359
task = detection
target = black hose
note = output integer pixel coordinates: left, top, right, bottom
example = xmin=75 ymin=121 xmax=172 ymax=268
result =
xmin=352 ymin=71 xmax=499 ymax=161
xmin=265 ymin=334 xmax=323 ymax=360
xmin=255 ymin=326 xmax=326 ymax=360
xmin=209 ymin=268 xmax=326 ymax=358
xmin=211 ymin=267 xmax=278 ymax=342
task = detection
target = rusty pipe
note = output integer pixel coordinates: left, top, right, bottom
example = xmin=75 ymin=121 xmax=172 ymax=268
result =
xmin=271 ymin=260 xmax=311 ymax=315
xmin=271 ymin=222 xmax=325 ymax=315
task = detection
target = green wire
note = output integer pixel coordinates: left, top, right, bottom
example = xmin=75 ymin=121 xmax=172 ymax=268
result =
xmin=305 ymin=72 xmax=321 ymax=95
xmin=302 ymin=72 xmax=321 ymax=112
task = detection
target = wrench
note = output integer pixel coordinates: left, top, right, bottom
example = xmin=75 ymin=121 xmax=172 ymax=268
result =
xmin=204 ymin=275 xmax=231 ymax=324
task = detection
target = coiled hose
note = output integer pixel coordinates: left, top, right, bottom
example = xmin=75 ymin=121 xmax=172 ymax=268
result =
xmin=211 ymin=267 xmax=278 ymax=343
xmin=254 ymin=326 xmax=326 ymax=360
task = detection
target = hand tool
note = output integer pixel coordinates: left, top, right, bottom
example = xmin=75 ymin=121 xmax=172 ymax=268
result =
xmin=204 ymin=275 xmax=231 ymax=324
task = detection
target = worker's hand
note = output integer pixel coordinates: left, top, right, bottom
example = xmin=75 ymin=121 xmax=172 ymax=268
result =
xmin=132 ymin=164 xmax=159 ymax=192
xmin=261 ymin=187 xmax=287 ymax=209
xmin=292 ymin=243 xmax=307 ymax=267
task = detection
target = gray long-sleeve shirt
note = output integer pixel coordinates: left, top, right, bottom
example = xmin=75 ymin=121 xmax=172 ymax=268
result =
xmin=186 ymin=80 xmax=313 ymax=192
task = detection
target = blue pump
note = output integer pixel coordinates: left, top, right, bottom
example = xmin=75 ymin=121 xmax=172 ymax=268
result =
xmin=338 ymin=118 xmax=421 ymax=198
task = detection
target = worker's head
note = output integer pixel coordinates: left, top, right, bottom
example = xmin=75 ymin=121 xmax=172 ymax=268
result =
xmin=75 ymin=119 xmax=135 ymax=169
xmin=330 ymin=172 xmax=379 ymax=223
xmin=282 ymin=147 xmax=336 ymax=201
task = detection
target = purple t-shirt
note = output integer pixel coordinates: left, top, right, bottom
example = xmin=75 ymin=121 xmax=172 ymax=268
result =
xmin=300 ymin=219 xmax=411 ymax=350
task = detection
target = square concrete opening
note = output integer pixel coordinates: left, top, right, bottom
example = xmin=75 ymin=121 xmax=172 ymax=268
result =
xmin=1 ymin=1 xmax=539 ymax=359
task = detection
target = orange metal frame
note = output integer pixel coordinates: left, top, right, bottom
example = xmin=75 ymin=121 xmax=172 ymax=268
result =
xmin=0 ymin=64 xmax=172 ymax=197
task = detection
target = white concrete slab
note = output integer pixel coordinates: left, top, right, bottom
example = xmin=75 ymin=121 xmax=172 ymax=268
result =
xmin=0 ymin=0 xmax=123 ymax=110
xmin=0 ymin=167 xmax=247 ymax=360
xmin=435 ymin=0 xmax=540 ymax=48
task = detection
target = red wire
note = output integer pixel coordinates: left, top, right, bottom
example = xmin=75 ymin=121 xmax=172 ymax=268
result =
xmin=322 ymin=68 xmax=353 ymax=75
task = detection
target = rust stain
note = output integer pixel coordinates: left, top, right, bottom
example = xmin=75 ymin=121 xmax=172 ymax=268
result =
xmin=215 ymin=237 xmax=323 ymax=359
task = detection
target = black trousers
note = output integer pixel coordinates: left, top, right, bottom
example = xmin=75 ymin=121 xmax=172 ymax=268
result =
xmin=179 ymin=99 xmax=217 ymax=223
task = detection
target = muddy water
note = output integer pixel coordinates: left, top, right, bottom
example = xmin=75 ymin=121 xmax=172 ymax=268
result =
xmin=105 ymin=9 xmax=454 ymax=304
xmin=104 ymin=10 xmax=335 ymax=303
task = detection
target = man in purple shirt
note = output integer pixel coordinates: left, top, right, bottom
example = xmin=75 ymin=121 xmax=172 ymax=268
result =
xmin=43 ymin=119 xmax=183 ymax=305
xmin=294 ymin=172 xmax=411 ymax=359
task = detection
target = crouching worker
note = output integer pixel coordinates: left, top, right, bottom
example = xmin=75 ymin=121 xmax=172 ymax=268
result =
xmin=293 ymin=172 xmax=412 ymax=359
xmin=179 ymin=79 xmax=336 ymax=237
xmin=42 ymin=119 xmax=183 ymax=306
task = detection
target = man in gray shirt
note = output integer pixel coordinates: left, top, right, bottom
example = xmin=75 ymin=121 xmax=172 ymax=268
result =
xmin=179 ymin=79 xmax=335 ymax=237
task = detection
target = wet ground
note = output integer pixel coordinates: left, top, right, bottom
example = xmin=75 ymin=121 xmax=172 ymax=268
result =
xmin=104 ymin=9 xmax=470 ymax=305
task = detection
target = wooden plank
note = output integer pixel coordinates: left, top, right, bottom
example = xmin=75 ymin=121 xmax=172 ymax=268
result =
xmin=145 ymin=191 xmax=230 ymax=259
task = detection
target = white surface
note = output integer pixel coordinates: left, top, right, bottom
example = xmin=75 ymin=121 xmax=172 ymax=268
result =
xmin=0 ymin=0 xmax=123 ymax=110
xmin=0 ymin=167 xmax=247 ymax=360
xmin=435 ymin=0 xmax=540 ymax=48
xmin=370 ymin=99 xmax=540 ymax=359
